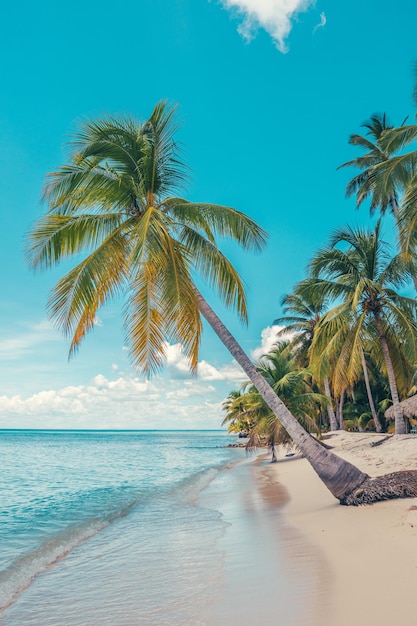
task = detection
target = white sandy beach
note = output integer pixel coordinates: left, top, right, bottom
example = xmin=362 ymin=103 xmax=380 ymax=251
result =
xmin=260 ymin=432 xmax=417 ymax=626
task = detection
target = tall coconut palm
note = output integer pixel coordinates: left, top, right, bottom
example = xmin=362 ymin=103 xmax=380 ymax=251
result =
xmin=340 ymin=106 xmax=417 ymax=289
xmin=307 ymin=303 xmax=384 ymax=432
xmin=376 ymin=121 xmax=417 ymax=260
xmin=375 ymin=65 xmax=417 ymax=206
xmin=289 ymin=279 xmax=384 ymax=432
xmin=305 ymin=221 xmax=417 ymax=434
xmin=275 ymin=289 xmax=339 ymax=430
xmin=27 ymin=102 xmax=417 ymax=504
xmin=338 ymin=113 xmax=403 ymax=217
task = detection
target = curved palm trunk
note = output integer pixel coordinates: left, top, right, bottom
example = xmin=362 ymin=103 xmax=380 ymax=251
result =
xmin=194 ymin=288 xmax=368 ymax=501
xmin=360 ymin=349 xmax=383 ymax=433
xmin=324 ymin=378 xmax=339 ymax=431
xmin=373 ymin=313 xmax=406 ymax=434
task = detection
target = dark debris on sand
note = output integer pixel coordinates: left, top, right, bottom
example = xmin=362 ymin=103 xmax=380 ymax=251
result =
xmin=341 ymin=470 xmax=417 ymax=505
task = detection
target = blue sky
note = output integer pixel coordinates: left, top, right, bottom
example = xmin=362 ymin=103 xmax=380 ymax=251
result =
xmin=1 ymin=0 xmax=416 ymax=429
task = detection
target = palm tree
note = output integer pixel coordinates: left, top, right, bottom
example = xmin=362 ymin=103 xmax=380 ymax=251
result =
xmin=287 ymin=280 xmax=384 ymax=432
xmin=26 ymin=102 xmax=417 ymax=504
xmin=338 ymin=113 xmax=403 ymax=217
xmin=307 ymin=303 xmax=384 ymax=432
xmin=223 ymin=342 xmax=324 ymax=461
xmin=339 ymin=106 xmax=417 ymax=290
xmin=275 ymin=289 xmax=339 ymax=430
xmin=305 ymin=221 xmax=417 ymax=434
xmin=374 ymin=66 xmax=417 ymax=217
xmin=222 ymin=390 xmax=256 ymax=435
xmin=376 ymin=122 xmax=417 ymax=261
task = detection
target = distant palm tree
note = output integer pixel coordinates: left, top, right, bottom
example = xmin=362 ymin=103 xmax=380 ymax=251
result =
xmin=275 ymin=288 xmax=339 ymax=430
xmin=305 ymin=221 xmax=417 ymax=434
xmin=223 ymin=342 xmax=325 ymax=461
xmin=340 ymin=108 xmax=417 ymax=290
xmin=222 ymin=390 xmax=256 ymax=435
xmin=376 ymin=118 xmax=417 ymax=260
xmin=376 ymin=62 xmax=417 ymax=212
xmin=338 ymin=113 xmax=403 ymax=217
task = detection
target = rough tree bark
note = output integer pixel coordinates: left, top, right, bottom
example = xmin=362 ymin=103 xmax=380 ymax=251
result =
xmin=324 ymin=378 xmax=339 ymax=431
xmin=373 ymin=313 xmax=406 ymax=434
xmin=360 ymin=349 xmax=383 ymax=433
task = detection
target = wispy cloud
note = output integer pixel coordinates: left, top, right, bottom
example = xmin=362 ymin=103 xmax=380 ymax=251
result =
xmin=0 ymin=320 xmax=61 ymax=360
xmin=313 ymin=11 xmax=326 ymax=34
xmin=219 ymin=0 xmax=316 ymax=52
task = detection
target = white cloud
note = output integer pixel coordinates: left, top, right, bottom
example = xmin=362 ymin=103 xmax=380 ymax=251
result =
xmin=220 ymin=0 xmax=316 ymax=52
xmin=0 ymin=374 xmax=224 ymax=430
xmin=197 ymin=359 xmax=247 ymax=383
xmin=163 ymin=342 xmax=246 ymax=384
xmin=250 ymin=324 xmax=285 ymax=361
xmin=165 ymin=342 xmax=193 ymax=378
xmin=0 ymin=325 xmax=292 ymax=430
xmin=313 ymin=11 xmax=326 ymax=34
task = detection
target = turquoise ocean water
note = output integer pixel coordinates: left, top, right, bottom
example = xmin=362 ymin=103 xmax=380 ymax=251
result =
xmin=0 ymin=430 xmax=315 ymax=625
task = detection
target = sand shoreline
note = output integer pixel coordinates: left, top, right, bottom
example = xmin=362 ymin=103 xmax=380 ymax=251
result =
xmin=262 ymin=432 xmax=417 ymax=626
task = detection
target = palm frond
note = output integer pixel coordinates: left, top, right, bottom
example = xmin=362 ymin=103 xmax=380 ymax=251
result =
xmin=26 ymin=212 xmax=129 ymax=269
xmin=179 ymin=225 xmax=248 ymax=322
xmin=164 ymin=198 xmax=268 ymax=252
xmin=47 ymin=232 xmax=128 ymax=355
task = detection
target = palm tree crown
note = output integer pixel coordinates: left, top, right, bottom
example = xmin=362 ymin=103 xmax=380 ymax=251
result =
xmin=26 ymin=102 xmax=267 ymax=375
xmin=338 ymin=113 xmax=404 ymax=216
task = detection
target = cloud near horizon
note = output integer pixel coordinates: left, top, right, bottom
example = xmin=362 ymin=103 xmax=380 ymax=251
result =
xmin=219 ymin=0 xmax=317 ymax=52
xmin=0 ymin=344 xmax=247 ymax=430
xmin=0 ymin=375 xmax=226 ymax=430
xmin=0 ymin=327 xmax=283 ymax=429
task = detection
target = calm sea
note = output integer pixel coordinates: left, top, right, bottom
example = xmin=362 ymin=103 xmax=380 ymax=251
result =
xmin=0 ymin=430 xmax=315 ymax=625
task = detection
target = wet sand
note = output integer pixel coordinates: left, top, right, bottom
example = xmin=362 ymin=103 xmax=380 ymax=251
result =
xmin=199 ymin=456 xmax=321 ymax=625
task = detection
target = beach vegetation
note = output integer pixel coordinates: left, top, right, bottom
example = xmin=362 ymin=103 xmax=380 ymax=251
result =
xmin=222 ymin=341 xmax=325 ymax=461
xmin=275 ymin=288 xmax=339 ymax=431
xmin=304 ymin=221 xmax=417 ymax=434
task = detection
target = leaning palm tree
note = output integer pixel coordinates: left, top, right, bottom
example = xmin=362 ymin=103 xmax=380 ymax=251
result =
xmin=305 ymin=221 xmax=417 ymax=434
xmin=26 ymin=102 xmax=417 ymax=504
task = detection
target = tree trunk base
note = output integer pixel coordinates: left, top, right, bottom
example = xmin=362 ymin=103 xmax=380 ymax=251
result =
xmin=340 ymin=470 xmax=417 ymax=505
